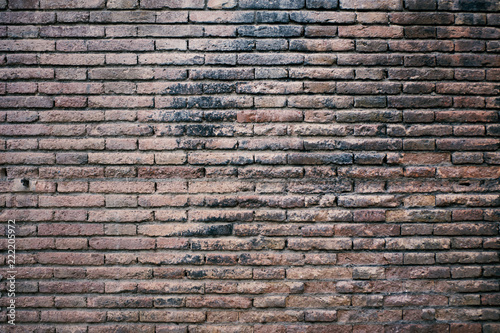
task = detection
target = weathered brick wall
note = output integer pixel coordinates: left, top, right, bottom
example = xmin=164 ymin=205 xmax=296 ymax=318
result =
xmin=1 ymin=0 xmax=499 ymax=331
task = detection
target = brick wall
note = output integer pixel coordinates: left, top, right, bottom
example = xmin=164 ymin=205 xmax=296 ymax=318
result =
xmin=0 ymin=0 xmax=499 ymax=331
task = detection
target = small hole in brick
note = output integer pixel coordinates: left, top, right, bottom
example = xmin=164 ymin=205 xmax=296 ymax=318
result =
xmin=21 ymin=178 xmax=30 ymax=187
xmin=0 ymin=168 xmax=6 ymax=178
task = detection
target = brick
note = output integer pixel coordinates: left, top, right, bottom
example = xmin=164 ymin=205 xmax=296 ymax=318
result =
xmin=89 ymin=96 xmax=153 ymax=108
xmin=138 ymin=167 xmax=205 ymax=179
xmin=40 ymin=0 xmax=104 ymax=8
xmin=207 ymin=0 xmax=237 ymax=8
xmin=188 ymin=152 xmax=253 ymax=165
xmin=437 ymin=139 xmax=499 ymax=151
xmin=0 ymin=40 xmax=54 ymax=52
xmin=88 ymin=39 xmax=153 ymax=51
xmin=290 ymin=68 xmax=354 ymax=80
xmin=338 ymin=54 xmax=403 ymax=66
xmin=8 ymin=0 xmax=39 ymax=9
xmin=338 ymin=195 xmax=399 ymax=208
xmin=41 ymin=26 xmax=104 ymax=38
xmin=339 ymin=26 xmax=403 ymax=38
xmin=89 ymin=237 xmax=155 ymax=250
xmin=90 ymin=11 xmax=155 ymax=23
xmin=287 ymin=267 xmax=352 ymax=280
xmin=89 ymin=67 xmax=154 ymax=80
xmin=191 ymin=12 xmax=254 ymax=24
xmin=288 ymin=153 xmax=353 ymax=165
xmin=307 ymin=0 xmax=338 ymax=8
xmin=41 ymin=310 xmax=105 ymax=323
xmin=0 ymin=152 xmax=54 ymax=164
xmin=238 ymin=53 xmax=303 ymax=65
xmin=139 ymin=138 xmax=178 ymax=150
xmin=254 ymin=47 xmax=290 ymax=57
xmin=388 ymin=96 xmax=452 ymax=109
xmin=437 ymin=82 xmax=500 ymax=95
xmin=237 ymin=82 xmax=302 ymax=95
xmin=391 ymin=13 xmax=452 ymax=25
xmin=39 ymin=195 xmax=104 ymax=207
xmin=290 ymin=11 xmax=355 ymax=23
xmin=237 ymin=110 xmax=302 ymax=123
xmin=390 ymin=40 xmax=453 ymax=52
xmin=40 ymin=54 xmax=104 ymax=66
xmin=138 ymin=26 xmax=203 ymax=37
xmin=436 ymin=194 xmax=500 ymax=207
xmin=0 ymin=68 xmax=53 ymax=80
xmin=438 ymin=0 xmax=499 ymax=11
xmin=288 ymin=238 xmax=352 ymax=250
xmin=186 ymin=296 xmax=252 ymax=308
xmin=106 ymin=0 xmax=138 ymax=8
xmin=180 ymin=96 xmax=253 ymax=109
xmin=0 ymin=96 xmax=53 ymax=109
xmin=37 ymin=252 xmax=104 ymax=265
xmin=190 ymin=69 xmax=254 ymax=80
xmin=389 ymin=68 xmax=453 ymax=81
xmin=88 ymin=210 xmax=152 ymax=222
xmin=288 ymin=296 xmax=349 ymax=308
xmin=90 ymin=181 xmax=154 ymax=193
xmin=289 ymin=96 xmax=353 ymax=109
xmin=455 ymin=41 xmax=485 ymax=53
xmin=387 ymin=209 xmax=451 ymax=222
xmin=387 ymin=153 xmax=449 ymax=165
xmin=88 ymin=152 xmax=154 ymax=165
xmin=340 ymin=0 xmax=402 ymax=9
xmin=40 ymin=139 xmax=104 ymax=150
xmin=0 ymin=12 xmax=55 ymax=24
xmin=141 ymin=0 xmax=204 ymax=8
xmin=438 ymin=54 xmax=500 ymax=67
xmin=405 ymin=0 xmax=436 ymax=9
xmin=337 ymin=82 xmax=401 ymax=95
xmin=239 ymin=0 xmax=305 ymax=9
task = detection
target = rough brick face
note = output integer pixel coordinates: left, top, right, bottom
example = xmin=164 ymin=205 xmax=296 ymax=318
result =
xmin=0 ymin=0 xmax=499 ymax=331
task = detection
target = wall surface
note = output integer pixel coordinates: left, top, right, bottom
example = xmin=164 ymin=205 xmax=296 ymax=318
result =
xmin=0 ymin=0 xmax=500 ymax=331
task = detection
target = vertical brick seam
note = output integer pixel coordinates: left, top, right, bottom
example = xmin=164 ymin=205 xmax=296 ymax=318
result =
xmin=0 ymin=0 xmax=499 ymax=332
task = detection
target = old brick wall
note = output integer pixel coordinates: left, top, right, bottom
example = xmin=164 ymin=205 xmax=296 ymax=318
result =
xmin=1 ymin=0 xmax=500 ymax=331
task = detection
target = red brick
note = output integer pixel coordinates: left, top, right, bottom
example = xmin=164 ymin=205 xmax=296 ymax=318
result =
xmin=339 ymin=25 xmax=403 ymax=38
xmin=141 ymin=0 xmax=204 ymax=8
xmin=89 ymin=237 xmax=155 ymax=250
xmin=290 ymin=39 xmax=354 ymax=51
xmin=87 ymin=267 xmax=152 ymax=279
xmin=40 ymin=53 xmax=104 ymax=65
xmin=40 ymin=0 xmax=104 ymax=8
xmin=37 ymin=252 xmax=104 ymax=265
xmin=38 ymin=223 xmax=103 ymax=236
xmin=39 ymin=195 xmax=104 ymax=207
xmin=436 ymin=111 xmax=498 ymax=123
xmin=89 ymin=123 xmax=153 ymax=136
xmin=340 ymin=0 xmax=402 ymax=9
xmin=40 ymin=310 xmax=105 ymax=323
xmin=237 ymin=110 xmax=303 ymax=123
xmin=140 ymin=310 xmax=205 ymax=323
xmin=138 ymin=167 xmax=204 ymax=179
xmin=0 ymin=40 xmax=55 ymax=51
xmin=88 ymin=210 xmax=152 ymax=222
xmin=186 ymin=296 xmax=251 ymax=308
xmin=39 ymin=281 xmax=104 ymax=293
xmin=89 ymin=96 xmax=153 ymax=108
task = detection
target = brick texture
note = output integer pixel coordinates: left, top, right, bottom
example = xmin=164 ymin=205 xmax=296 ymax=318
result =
xmin=1 ymin=0 xmax=500 ymax=331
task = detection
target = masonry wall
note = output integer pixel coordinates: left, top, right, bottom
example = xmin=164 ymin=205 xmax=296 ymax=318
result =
xmin=0 ymin=0 xmax=499 ymax=332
